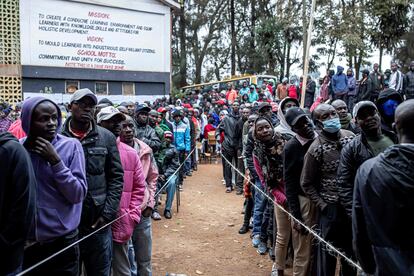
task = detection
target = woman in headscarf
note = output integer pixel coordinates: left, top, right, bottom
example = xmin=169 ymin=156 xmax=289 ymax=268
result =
xmin=252 ymin=116 xmax=291 ymax=276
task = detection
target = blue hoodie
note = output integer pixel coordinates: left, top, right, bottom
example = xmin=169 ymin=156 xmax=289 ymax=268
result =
xmin=347 ymin=68 xmax=357 ymax=96
xmin=21 ymin=97 xmax=87 ymax=241
xmin=332 ymin=66 xmax=348 ymax=95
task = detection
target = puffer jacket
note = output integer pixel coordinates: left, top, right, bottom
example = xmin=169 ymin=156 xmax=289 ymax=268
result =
xmin=62 ymin=118 xmax=124 ymax=232
xmin=135 ymin=123 xmax=161 ymax=153
xmin=353 ymin=144 xmax=414 ymax=275
xmin=172 ymin=120 xmax=191 ymax=152
xmin=159 ymin=143 xmax=180 ymax=178
xmin=112 ymin=140 xmax=146 ymax=243
xmin=337 ymin=130 xmax=397 ymax=217
xmin=132 ymin=138 xmax=158 ymax=211
xmin=215 ymin=112 xmax=241 ymax=150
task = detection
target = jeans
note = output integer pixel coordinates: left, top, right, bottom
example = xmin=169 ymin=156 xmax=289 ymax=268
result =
xmin=260 ymin=198 xmax=274 ymax=244
xmin=252 ymin=180 xmax=267 ymax=236
xmin=132 ymin=216 xmax=152 ymax=276
xmin=184 ymin=155 xmax=191 ymax=174
xmin=23 ymin=230 xmax=79 ymax=275
xmin=79 ymin=227 xmax=112 ymax=276
xmin=165 ymin=174 xmax=178 ymax=212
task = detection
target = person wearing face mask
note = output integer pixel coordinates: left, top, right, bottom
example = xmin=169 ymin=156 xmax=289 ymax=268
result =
xmin=301 ymin=104 xmax=355 ymax=276
xmin=375 ymin=88 xmax=403 ymax=133
xmin=403 ymin=60 xmax=414 ymax=100
xmin=283 ymin=107 xmax=318 ymax=276
xmin=337 ymin=101 xmax=397 ymax=220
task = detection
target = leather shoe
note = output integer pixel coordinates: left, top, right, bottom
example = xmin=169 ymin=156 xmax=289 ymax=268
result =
xmin=164 ymin=210 xmax=172 ymax=219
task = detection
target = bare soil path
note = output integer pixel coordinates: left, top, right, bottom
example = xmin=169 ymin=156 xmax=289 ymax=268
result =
xmin=152 ymin=163 xmax=273 ymax=276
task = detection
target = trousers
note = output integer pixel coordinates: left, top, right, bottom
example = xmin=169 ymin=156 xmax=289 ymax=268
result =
xmin=274 ymin=204 xmax=291 ymax=270
xmin=132 ymin=216 xmax=152 ymax=276
xmin=23 ymin=230 xmax=79 ymax=276
xmin=291 ymin=196 xmax=318 ymax=276
xmin=112 ymin=241 xmax=131 ymax=276
xmin=222 ymin=146 xmax=238 ymax=188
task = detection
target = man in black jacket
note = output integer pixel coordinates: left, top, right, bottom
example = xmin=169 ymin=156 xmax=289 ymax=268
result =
xmin=283 ymin=108 xmax=318 ymax=276
xmin=0 ymin=132 xmax=36 ymax=275
xmin=62 ymin=89 xmax=124 ymax=276
xmin=353 ymin=99 xmax=414 ymax=275
xmin=135 ymin=104 xmax=161 ymax=154
xmin=216 ymin=101 xmax=240 ymax=193
xmin=337 ymin=101 xmax=397 ymax=218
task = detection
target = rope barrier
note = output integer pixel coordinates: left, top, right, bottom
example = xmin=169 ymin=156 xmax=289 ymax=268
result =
xmin=220 ymin=153 xmax=362 ymax=272
xmin=18 ymin=147 xmax=196 ymax=275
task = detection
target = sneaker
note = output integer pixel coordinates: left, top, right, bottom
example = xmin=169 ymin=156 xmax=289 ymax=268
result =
xmin=238 ymin=224 xmax=249 ymax=234
xmin=164 ymin=210 xmax=172 ymax=219
xmin=236 ymin=189 xmax=243 ymax=195
xmin=252 ymin=234 xmax=260 ymax=248
xmin=179 ymin=185 xmax=183 ymax=191
xmin=226 ymin=187 xmax=232 ymax=193
xmin=271 ymin=263 xmax=278 ymax=276
xmin=269 ymin=247 xmax=275 ymax=261
xmin=257 ymin=241 xmax=268 ymax=255
xmin=186 ymin=172 xmax=192 ymax=177
xmin=151 ymin=211 xmax=162 ymax=221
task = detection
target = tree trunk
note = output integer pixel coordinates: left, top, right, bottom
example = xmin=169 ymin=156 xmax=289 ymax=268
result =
xmin=280 ymin=39 xmax=287 ymax=80
xmin=178 ymin=2 xmax=187 ymax=87
xmin=230 ymin=0 xmax=236 ymax=76
xmin=249 ymin=0 xmax=256 ymax=72
xmin=379 ymin=46 xmax=383 ymax=71
xmin=286 ymin=41 xmax=292 ymax=78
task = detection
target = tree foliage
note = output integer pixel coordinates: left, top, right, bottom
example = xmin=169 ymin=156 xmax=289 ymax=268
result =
xmin=171 ymin=0 xmax=414 ymax=89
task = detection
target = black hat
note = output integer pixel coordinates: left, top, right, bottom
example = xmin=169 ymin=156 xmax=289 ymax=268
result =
xmin=285 ymin=107 xmax=309 ymax=127
xmin=172 ymin=110 xmax=182 ymax=118
xmin=135 ymin=104 xmax=151 ymax=114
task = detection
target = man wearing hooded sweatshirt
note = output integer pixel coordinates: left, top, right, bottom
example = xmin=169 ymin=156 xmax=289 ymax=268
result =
xmin=97 ymin=107 xmax=146 ymax=276
xmin=21 ymin=97 xmax=87 ymax=275
xmin=353 ymin=100 xmax=414 ymax=275
xmin=62 ymin=89 xmax=124 ymax=276
xmin=375 ymin=88 xmax=403 ymax=133
xmin=0 ymin=132 xmax=36 ymax=275
xmin=301 ymin=104 xmax=355 ymax=276
xmin=346 ymin=68 xmax=357 ymax=111
xmin=404 ymin=60 xmax=414 ymax=99
xmin=332 ymin=65 xmax=348 ymax=101
xmin=215 ymin=101 xmax=241 ymax=193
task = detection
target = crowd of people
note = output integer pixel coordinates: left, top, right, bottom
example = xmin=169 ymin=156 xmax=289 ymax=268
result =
xmin=0 ymin=60 xmax=413 ymax=276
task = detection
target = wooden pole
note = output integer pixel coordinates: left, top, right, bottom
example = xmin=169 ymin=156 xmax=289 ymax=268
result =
xmin=300 ymin=0 xmax=317 ymax=108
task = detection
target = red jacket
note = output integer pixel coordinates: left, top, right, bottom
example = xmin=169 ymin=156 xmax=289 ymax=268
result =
xmin=203 ymin=124 xmax=216 ymax=139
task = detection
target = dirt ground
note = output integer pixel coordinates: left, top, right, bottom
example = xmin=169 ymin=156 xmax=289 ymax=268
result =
xmin=152 ymin=163 xmax=274 ymax=276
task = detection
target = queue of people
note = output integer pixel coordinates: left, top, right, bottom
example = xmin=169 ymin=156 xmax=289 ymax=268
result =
xmin=0 ymin=60 xmax=413 ymax=276
xmin=211 ymin=62 xmax=414 ymax=276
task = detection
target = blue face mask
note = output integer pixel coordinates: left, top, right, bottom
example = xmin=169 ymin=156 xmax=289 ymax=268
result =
xmin=322 ymin=117 xmax=341 ymax=133
xmin=382 ymin=99 xmax=398 ymax=117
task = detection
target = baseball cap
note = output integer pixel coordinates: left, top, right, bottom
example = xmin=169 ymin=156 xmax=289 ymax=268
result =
xmin=172 ymin=109 xmax=182 ymax=118
xmin=135 ymin=104 xmax=151 ymax=114
xmin=97 ymin=106 xmax=126 ymax=123
xmin=353 ymin=101 xmax=378 ymax=118
xmin=164 ymin=131 xmax=173 ymax=139
xmin=148 ymin=110 xmax=159 ymax=116
xmin=70 ymin=88 xmax=98 ymax=105
xmin=285 ymin=107 xmax=309 ymax=127
xmin=258 ymin=102 xmax=271 ymax=111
